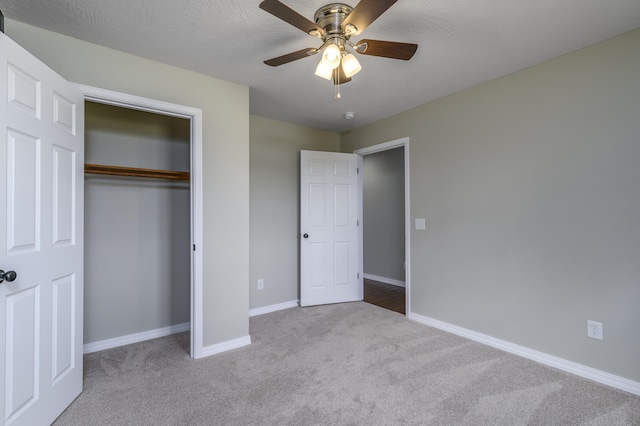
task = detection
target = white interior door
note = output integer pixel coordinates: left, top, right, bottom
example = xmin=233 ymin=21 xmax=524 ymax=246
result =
xmin=0 ymin=32 xmax=84 ymax=425
xmin=300 ymin=150 xmax=361 ymax=307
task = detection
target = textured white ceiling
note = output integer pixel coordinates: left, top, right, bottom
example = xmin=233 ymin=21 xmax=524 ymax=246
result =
xmin=1 ymin=0 xmax=639 ymax=132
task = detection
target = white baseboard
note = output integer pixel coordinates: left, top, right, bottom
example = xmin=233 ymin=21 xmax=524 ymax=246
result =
xmin=198 ymin=335 xmax=252 ymax=358
xmin=249 ymin=300 xmax=299 ymax=317
xmin=364 ymin=273 xmax=405 ymax=288
xmin=408 ymin=312 xmax=640 ymax=396
xmin=83 ymin=322 xmax=190 ymax=354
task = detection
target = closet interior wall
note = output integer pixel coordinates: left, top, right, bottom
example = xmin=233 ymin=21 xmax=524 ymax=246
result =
xmin=84 ymin=101 xmax=191 ymax=345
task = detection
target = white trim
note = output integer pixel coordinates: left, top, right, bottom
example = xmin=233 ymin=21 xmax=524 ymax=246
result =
xmin=409 ymin=312 xmax=640 ymax=396
xmin=363 ymin=273 xmax=405 ymax=288
xmin=355 ymin=137 xmax=411 ymax=315
xmin=189 ymin=107 xmax=204 ymax=360
xmin=74 ymin=84 xmax=204 ymax=359
xmin=355 ymin=138 xmax=408 ymax=155
xmin=404 ymin=141 xmax=411 ymax=315
xmin=83 ymin=323 xmax=190 ymax=354
xmin=357 ymin=154 xmax=364 ymax=301
xmin=199 ymin=335 xmax=252 ymax=358
xmin=75 ymin=84 xmax=196 ymax=119
xmin=249 ymin=300 xmax=299 ymax=317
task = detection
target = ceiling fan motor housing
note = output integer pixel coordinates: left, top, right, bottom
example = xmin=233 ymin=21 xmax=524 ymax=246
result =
xmin=313 ymin=3 xmax=354 ymax=38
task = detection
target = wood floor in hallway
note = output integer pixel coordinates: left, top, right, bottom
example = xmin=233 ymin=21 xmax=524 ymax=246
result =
xmin=363 ymin=278 xmax=405 ymax=315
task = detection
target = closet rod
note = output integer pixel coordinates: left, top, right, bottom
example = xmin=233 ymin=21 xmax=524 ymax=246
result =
xmin=85 ymin=164 xmax=190 ymax=181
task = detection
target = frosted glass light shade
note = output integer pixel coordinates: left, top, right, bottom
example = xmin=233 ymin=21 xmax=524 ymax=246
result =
xmin=315 ymin=60 xmax=333 ymax=80
xmin=322 ymin=43 xmax=341 ymax=69
xmin=341 ymin=53 xmax=362 ymax=78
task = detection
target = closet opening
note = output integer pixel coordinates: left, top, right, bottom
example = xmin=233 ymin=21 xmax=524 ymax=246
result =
xmin=82 ymin=98 xmax=198 ymax=356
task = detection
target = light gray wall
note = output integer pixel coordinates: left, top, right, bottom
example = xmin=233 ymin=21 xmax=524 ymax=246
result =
xmin=7 ymin=20 xmax=250 ymax=347
xmin=250 ymin=116 xmax=340 ymax=310
xmin=363 ymin=148 xmax=405 ymax=282
xmin=341 ymin=28 xmax=640 ymax=382
xmin=9 ymin=17 xmax=639 ymax=382
xmin=84 ymin=102 xmax=190 ymax=343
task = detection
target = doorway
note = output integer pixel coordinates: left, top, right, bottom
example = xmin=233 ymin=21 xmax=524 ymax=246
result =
xmin=76 ymin=84 xmax=204 ymax=358
xmin=356 ymin=138 xmax=410 ymax=316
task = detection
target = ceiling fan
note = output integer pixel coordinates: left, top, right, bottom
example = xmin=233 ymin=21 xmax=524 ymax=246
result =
xmin=260 ymin=0 xmax=418 ymax=95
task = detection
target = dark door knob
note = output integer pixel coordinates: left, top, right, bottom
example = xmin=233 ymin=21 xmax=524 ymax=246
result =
xmin=0 ymin=270 xmax=17 ymax=283
xmin=303 ymin=233 xmax=309 ymax=239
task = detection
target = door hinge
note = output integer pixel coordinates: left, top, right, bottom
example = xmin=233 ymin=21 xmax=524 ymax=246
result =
xmin=193 ymin=244 xmax=196 ymax=251
xmin=357 ymin=273 xmax=360 ymax=279
xmin=357 ymin=167 xmax=360 ymax=174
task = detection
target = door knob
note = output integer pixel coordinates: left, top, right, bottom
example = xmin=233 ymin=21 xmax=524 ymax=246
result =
xmin=303 ymin=233 xmax=309 ymax=239
xmin=0 ymin=270 xmax=17 ymax=283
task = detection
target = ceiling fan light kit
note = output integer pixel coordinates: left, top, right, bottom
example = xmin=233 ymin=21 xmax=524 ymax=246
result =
xmin=341 ymin=53 xmax=362 ymax=78
xmin=322 ymin=41 xmax=342 ymax=69
xmin=260 ymin=0 xmax=418 ymax=100
xmin=315 ymin=60 xmax=334 ymax=80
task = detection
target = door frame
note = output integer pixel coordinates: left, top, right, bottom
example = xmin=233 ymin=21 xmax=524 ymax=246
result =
xmin=75 ymin=84 xmax=204 ymax=358
xmin=354 ymin=137 xmax=411 ymax=315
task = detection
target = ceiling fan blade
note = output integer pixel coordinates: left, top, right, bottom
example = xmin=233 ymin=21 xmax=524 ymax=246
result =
xmin=356 ymin=39 xmax=418 ymax=60
xmin=264 ymin=48 xmax=318 ymax=67
xmin=259 ymin=0 xmax=324 ymax=37
xmin=341 ymin=0 xmax=399 ymax=35
xmin=332 ymin=66 xmax=352 ymax=85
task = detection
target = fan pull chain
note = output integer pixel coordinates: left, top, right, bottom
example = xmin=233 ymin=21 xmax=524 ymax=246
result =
xmin=334 ymin=69 xmax=341 ymax=101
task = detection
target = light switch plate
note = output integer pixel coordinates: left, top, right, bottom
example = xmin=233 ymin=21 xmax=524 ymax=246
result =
xmin=415 ymin=218 xmax=426 ymax=230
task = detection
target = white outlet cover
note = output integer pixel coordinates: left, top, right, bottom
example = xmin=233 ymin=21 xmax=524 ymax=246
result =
xmin=415 ymin=218 xmax=426 ymax=230
xmin=587 ymin=320 xmax=603 ymax=340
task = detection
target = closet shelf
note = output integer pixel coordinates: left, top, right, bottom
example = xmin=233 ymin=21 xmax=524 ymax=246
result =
xmin=85 ymin=164 xmax=190 ymax=181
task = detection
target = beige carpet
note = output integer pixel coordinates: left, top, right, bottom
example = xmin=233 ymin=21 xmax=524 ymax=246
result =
xmin=55 ymin=302 xmax=640 ymax=425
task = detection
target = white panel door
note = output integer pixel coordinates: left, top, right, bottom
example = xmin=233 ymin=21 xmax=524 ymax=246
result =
xmin=300 ymin=150 xmax=360 ymax=307
xmin=0 ymin=32 xmax=84 ymax=425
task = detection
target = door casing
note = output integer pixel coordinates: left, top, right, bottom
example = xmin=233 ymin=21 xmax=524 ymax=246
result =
xmin=76 ymin=84 xmax=205 ymax=358
xmin=355 ymin=137 xmax=411 ymax=315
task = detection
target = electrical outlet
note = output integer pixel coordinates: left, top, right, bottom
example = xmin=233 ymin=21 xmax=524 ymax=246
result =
xmin=257 ymin=279 xmax=264 ymax=290
xmin=587 ymin=320 xmax=603 ymax=340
